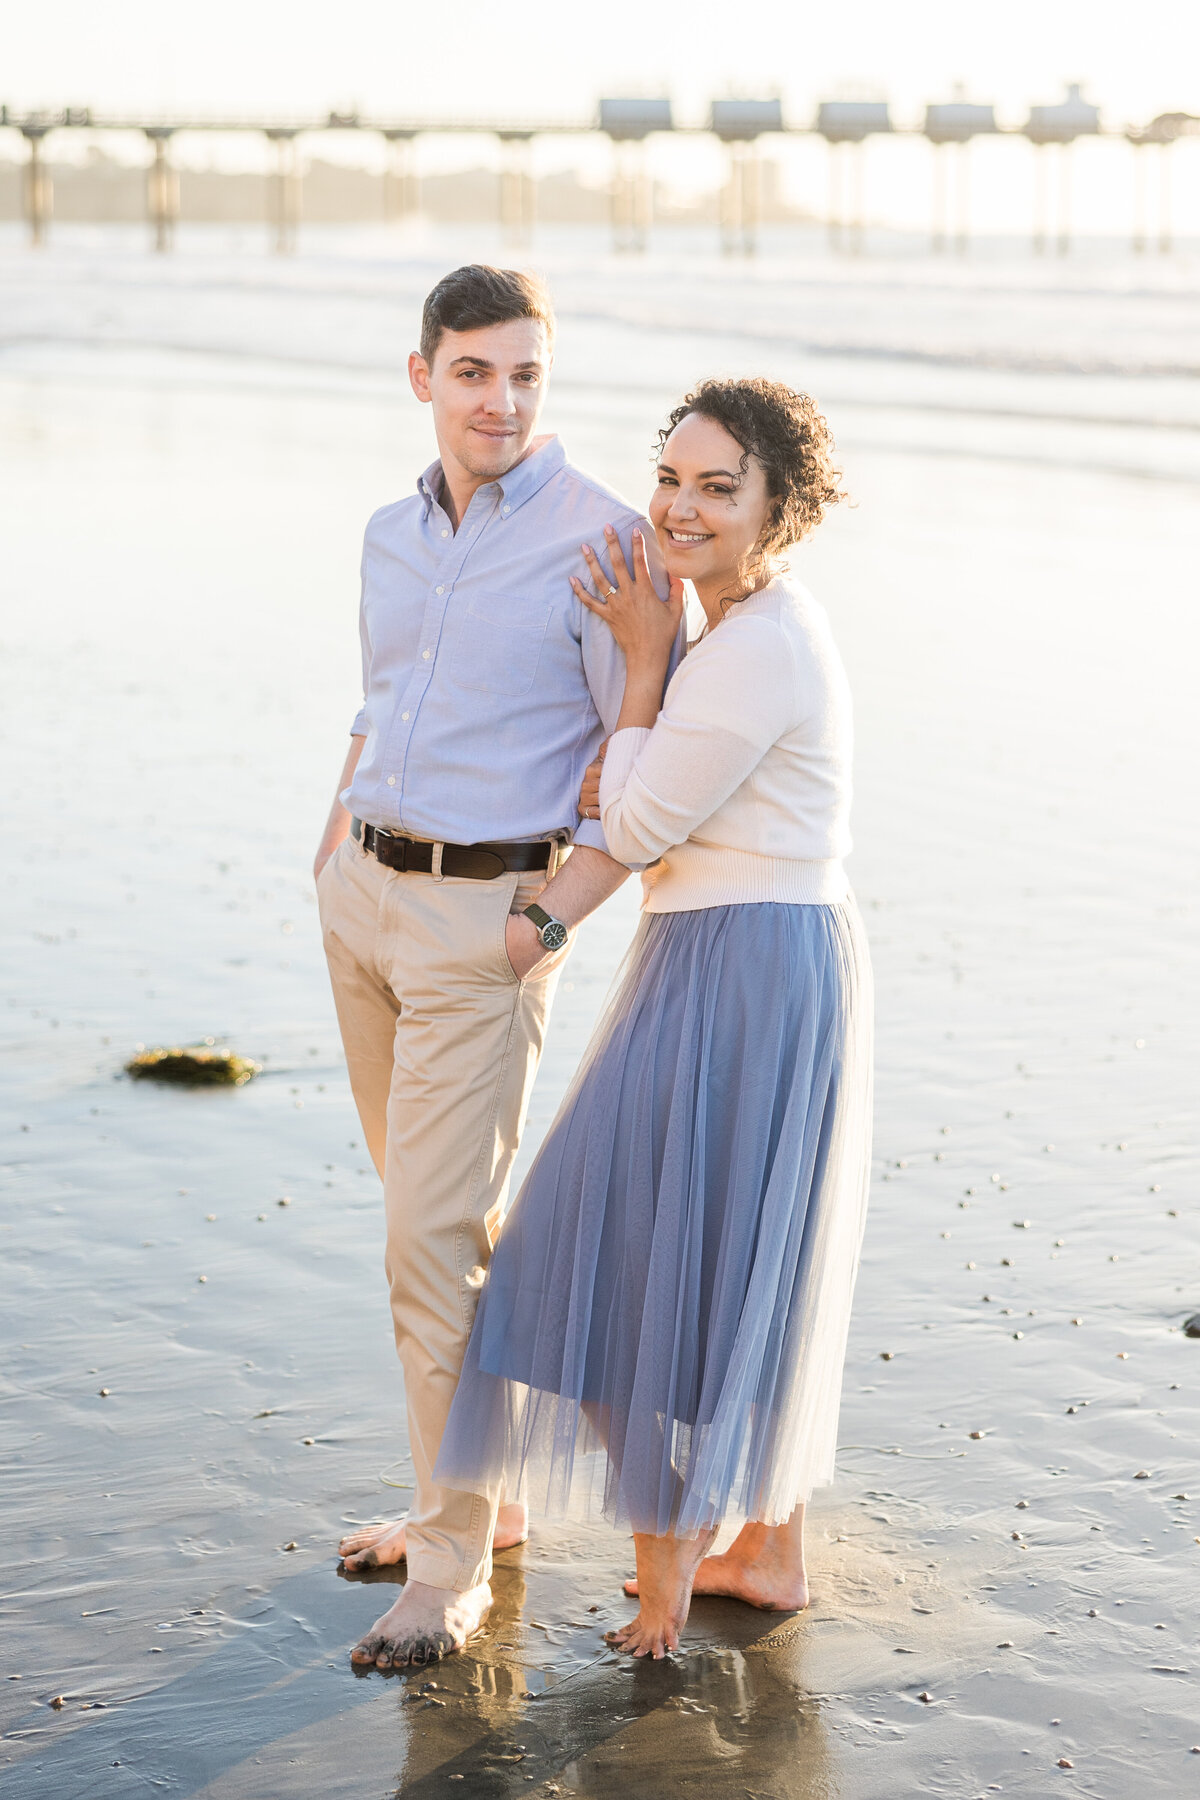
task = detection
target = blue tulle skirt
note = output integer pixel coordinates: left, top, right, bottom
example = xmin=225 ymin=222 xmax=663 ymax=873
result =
xmin=435 ymin=899 xmax=874 ymax=1539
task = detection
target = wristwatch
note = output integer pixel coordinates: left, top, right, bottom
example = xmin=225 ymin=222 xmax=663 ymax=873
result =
xmin=523 ymin=902 xmax=570 ymax=953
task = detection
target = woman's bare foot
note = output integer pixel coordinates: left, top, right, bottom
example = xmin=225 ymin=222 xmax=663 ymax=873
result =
xmin=622 ymin=1508 xmax=809 ymax=1612
xmin=338 ymin=1502 xmax=528 ymax=1573
xmin=605 ymin=1527 xmax=718 ymax=1659
xmin=349 ymin=1579 xmax=492 ymax=1669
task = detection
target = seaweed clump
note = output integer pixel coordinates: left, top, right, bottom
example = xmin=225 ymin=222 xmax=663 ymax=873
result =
xmin=125 ymin=1043 xmax=260 ymax=1087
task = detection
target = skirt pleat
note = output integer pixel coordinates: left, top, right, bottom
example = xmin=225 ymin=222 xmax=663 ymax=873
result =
xmin=435 ymin=899 xmax=874 ymax=1539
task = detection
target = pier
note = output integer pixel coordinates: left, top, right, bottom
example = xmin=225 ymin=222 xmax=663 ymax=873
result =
xmin=2 ymin=89 xmax=1196 ymax=256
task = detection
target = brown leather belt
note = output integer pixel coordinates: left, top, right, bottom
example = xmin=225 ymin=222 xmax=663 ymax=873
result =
xmin=352 ymin=818 xmax=553 ymax=881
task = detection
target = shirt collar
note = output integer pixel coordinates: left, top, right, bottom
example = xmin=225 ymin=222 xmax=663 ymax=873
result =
xmin=416 ymin=434 xmax=566 ymax=522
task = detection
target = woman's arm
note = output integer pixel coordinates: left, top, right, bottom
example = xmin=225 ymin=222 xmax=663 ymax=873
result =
xmin=596 ymin=617 xmax=797 ymax=867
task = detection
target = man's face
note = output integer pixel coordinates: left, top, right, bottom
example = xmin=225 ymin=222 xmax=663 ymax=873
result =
xmin=409 ymin=318 xmax=551 ymax=481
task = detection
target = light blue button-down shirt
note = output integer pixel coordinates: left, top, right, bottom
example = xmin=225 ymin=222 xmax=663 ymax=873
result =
xmin=343 ymin=435 xmax=673 ymax=856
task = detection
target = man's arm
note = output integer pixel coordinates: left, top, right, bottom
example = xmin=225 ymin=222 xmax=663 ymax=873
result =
xmin=313 ymin=735 xmax=365 ymax=882
xmin=503 ymin=842 xmax=628 ymax=980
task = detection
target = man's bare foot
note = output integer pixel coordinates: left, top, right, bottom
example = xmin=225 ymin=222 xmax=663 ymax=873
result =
xmin=605 ymin=1527 xmax=718 ymax=1659
xmin=621 ymin=1511 xmax=809 ymax=1612
xmin=349 ymin=1579 xmax=492 ymax=1669
xmin=338 ymin=1502 xmax=528 ymax=1573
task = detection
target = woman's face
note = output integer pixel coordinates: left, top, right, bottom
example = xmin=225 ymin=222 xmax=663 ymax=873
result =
xmin=649 ymin=412 xmax=772 ymax=590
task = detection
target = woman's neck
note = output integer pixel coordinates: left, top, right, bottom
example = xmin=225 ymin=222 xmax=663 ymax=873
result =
xmin=692 ymin=567 xmax=770 ymax=632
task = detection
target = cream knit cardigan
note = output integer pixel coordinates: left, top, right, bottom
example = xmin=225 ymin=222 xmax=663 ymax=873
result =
xmin=598 ymin=574 xmax=853 ymax=912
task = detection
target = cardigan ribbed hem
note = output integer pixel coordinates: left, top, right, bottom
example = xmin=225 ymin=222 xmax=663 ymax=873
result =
xmin=641 ymin=848 xmax=850 ymax=912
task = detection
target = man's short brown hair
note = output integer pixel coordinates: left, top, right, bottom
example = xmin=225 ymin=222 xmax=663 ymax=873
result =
xmin=419 ymin=264 xmax=555 ymax=366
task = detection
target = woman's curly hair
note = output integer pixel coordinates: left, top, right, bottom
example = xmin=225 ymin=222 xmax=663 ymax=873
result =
xmin=656 ymin=377 xmax=845 ymax=594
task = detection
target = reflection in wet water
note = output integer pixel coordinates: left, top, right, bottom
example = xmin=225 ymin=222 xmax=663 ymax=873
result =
xmin=379 ymin=1563 xmax=833 ymax=1800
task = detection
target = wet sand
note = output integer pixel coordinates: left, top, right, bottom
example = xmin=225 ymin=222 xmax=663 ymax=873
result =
xmin=2 ymin=229 xmax=1199 ymax=1796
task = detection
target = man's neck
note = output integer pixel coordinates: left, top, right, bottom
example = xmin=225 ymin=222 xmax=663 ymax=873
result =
xmin=435 ymin=434 xmax=550 ymax=534
xmin=438 ymin=464 xmax=494 ymax=534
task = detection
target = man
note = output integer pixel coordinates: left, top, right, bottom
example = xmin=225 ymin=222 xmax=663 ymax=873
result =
xmin=313 ymin=264 xmax=674 ymax=1668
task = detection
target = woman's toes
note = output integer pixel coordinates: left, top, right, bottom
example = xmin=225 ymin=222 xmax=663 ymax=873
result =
xmin=350 ymin=1635 xmax=382 ymax=1665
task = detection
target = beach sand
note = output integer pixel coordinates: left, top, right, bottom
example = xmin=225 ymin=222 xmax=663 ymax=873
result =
xmin=1 ymin=225 xmax=1198 ymax=1797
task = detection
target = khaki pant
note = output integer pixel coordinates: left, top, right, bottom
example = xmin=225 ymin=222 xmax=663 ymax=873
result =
xmin=317 ymin=831 xmax=566 ymax=1592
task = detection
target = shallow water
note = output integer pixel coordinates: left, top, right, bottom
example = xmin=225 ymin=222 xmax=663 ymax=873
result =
xmin=2 ymin=228 xmax=1199 ymax=1797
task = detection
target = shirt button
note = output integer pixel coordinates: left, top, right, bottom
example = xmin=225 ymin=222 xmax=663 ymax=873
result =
xmin=502 ymin=505 xmax=511 ymax=515
xmin=387 ymin=775 xmax=396 ymax=787
xmin=435 ymin=584 xmax=445 ymax=595
xmin=422 ymin=649 xmax=431 ymax=660
xmin=401 ymin=710 xmax=410 ymax=721
xmin=440 ymin=529 xmax=448 ymax=538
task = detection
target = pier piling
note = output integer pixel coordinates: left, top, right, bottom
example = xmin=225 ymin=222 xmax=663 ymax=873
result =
xmin=600 ymin=100 xmax=671 ymax=253
xmin=497 ymin=131 xmax=535 ymax=246
xmin=383 ymin=129 xmax=418 ymax=224
xmin=145 ymin=127 xmax=179 ymax=252
xmin=21 ymin=121 xmax=52 ymax=248
xmin=265 ymin=128 xmax=301 ymax=254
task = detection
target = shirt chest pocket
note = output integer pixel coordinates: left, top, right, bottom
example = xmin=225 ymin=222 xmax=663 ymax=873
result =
xmin=447 ymin=593 xmax=552 ymax=696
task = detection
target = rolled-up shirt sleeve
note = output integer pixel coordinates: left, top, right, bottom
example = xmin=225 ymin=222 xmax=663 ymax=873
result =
xmin=576 ymin=516 xmax=679 ymax=855
xmin=598 ymin=617 xmax=796 ymax=867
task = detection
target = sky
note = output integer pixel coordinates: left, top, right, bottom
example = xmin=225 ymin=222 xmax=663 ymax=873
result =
xmin=6 ymin=0 xmax=1198 ymax=128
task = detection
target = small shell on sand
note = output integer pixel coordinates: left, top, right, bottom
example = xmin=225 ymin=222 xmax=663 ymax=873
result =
xmin=1182 ymin=1314 xmax=1200 ymax=1338
xmin=126 ymin=1045 xmax=260 ymax=1086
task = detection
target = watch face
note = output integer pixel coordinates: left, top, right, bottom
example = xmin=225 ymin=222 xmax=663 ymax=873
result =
xmin=541 ymin=921 xmax=569 ymax=953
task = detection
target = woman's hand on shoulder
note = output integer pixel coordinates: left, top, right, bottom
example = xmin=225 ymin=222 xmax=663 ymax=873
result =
xmin=571 ymin=526 xmax=684 ymax=672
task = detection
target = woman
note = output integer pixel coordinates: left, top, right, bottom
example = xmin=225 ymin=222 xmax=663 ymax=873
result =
xmin=436 ymin=376 xmax=873 ymax=1658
